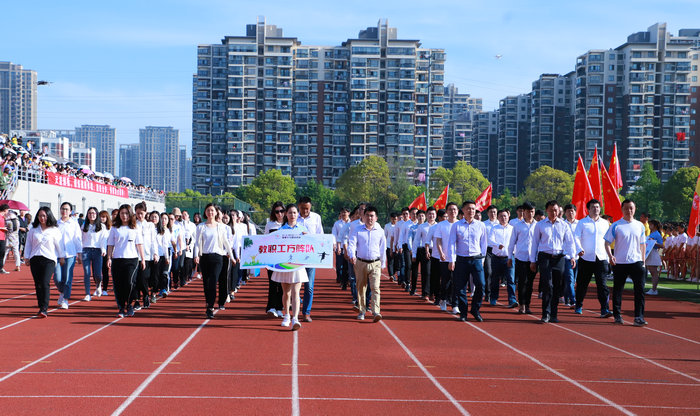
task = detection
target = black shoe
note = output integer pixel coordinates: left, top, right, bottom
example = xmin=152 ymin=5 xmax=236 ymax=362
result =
xmin=458 ymin=316 xmax=468 ymax=322
xmin=507 ymin=302 xmax=519 ymax=309
xmin=541 ymin=314 xmax=550 ymax=323
xmin=206 ymin=309 xmax=214 ymax=319
xmin=470 ymin=311 xmax=483 ymax=322
xmin=525 ymin=308 xmax=532 ymax=314
xmin=550 ymin=317 xmax=560 ymax=323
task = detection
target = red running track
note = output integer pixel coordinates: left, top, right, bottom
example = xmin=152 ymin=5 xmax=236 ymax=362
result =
xmin=0 ymin=265 xmax=699 ymax=415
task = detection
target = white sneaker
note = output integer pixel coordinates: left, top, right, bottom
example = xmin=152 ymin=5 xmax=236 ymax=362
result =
xmin=281 ymin=314 xmax=291 ymax=327
xmin=226 ymin=295 xmax=231 ymax=303
xmin=267 ymin=308 xmax=279 ymax=318
xmin=83 ymin=294 xmax=91 ymax=301
xmin=357 ymin=312 xmax=365 ymax=320
xmin=645 ymin=289 xmax=658 ymax=295
xmin=452 ymin=306 xmax=460 ymax=315
xmin=291 ymin=318 xmax=301 ymax=330
xmin=196 ymin=273 xmax=202 ymax=279
xmin=93 ymin=289 xmax=101 ymax=297
xmin=439 ymin=300 xmax=447 ymax=311
xmin=57 ymin=293 xmax=64 ymax=307
xmin=60 ymin=300 xmax=69 ymax=309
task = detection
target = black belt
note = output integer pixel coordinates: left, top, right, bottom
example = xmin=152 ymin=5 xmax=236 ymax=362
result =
xmin=493 ymin=255 xmax=508 ymax=259
xmin=539 ymin=252 xmax=564 ymax=259
xmin=457 ymin=255 xmax=484 ymax=260
xmin=357 ymin=258 xmax=380 ymax=263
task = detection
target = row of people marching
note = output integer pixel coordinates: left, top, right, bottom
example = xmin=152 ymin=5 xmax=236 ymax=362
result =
xmin=333 ymin=198 xmax=651 ymax=326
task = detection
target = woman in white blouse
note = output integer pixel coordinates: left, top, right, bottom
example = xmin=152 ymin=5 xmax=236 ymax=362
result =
xmin=154 ymin=212 xmax=175 ymax=300
xmin=194 ymin=203 xmax=235 ymax=319
xmin=24 ymin=207 xmax=65 ymax=318
xmin=54 ymin=202 xmax=82 ymax=310
xmin=264 ymin=201 xmax=285 ymax=318
xmin=106 ymin=204 xmax=146 ymax=318
xmin=81 ymin=207 xmax=108 ymax=300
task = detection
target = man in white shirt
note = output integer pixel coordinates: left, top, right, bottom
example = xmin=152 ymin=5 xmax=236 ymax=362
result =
xmin=332 ymin=208 xmax=350 ymax=287
xmin=342 ymin=204 xmax=369 ymax=308
xmin=488 ymin=209 xmax=516 ymax=307
xmin=573 ymin=199 xmax=612 ymax=318
xmin=448 ymin=200 xmax=488 ymax=322
xmin=297 ymin=196 xmax=323 ymax=322
xmin=434 ymin=203 xmax=460 ymax=313
xmin=425 ymin=209 xmax=446 ymax=303
xmin=563 ymin=204 xmax=579 ymax=307
xmin=384 ymin=213 xmax=398 ymax=280
xmin=529 ymin=200 xmax=577 ymax=323
xmin=407 ymin=209 xmax=425 ymax=295
xmin=604 ymin=199 xmax=647 ymax=326
xmin=347 ymin=205 xmax=386 ymax=322
xmin=414 ymin=207 xmax=437 ymax=299
xmin=483 ymin=205 xmax=499 ymax=303
xmin=393 ymin=208 xmax=412 ymax=288
xmin=507 ymin=202 xmax=536 ymax=314
xmin=133 ymin=202 xmax=158 ymax=310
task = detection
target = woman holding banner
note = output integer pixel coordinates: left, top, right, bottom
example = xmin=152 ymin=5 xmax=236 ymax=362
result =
xmin=264 ymin=201 xmax=285 ymax=318
xmin=272 ymin=203 xmax=308 ymax=331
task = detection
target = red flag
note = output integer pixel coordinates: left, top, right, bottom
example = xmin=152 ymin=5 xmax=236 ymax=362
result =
xmin=587 ymin=147 xmax=602 ymax=202
xmin=475 ymin=183 xmax=492 ymax=212
xmin=408 ymin=192 xmax=428 ymax=211
xmin=572 ymin=155 xmax=594 ymax=220
xmin=600 ymin=163 xmax=622 ymax=221
xmin=676 ymin=132 xmax=687 ymax=142
xmin=433 ymin=185 xmax=449 ymax=210
xmin=687 ymin=172 xmax=700 ymax=238
xmin=608 ymin=143 xmax=623 ymax=190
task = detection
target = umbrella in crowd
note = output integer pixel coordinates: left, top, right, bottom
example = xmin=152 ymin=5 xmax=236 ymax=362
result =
xmin=80 ymin=167 xmax=94 ymax=175
xmin=41 ymin=156 xmax=57 ymax=163
xmin=0 ymin=200 xmax=29 ymax=211
xmin=103 ymin=172 xmax=114 ymax=180
xmin=120 ymin=177 xmax=132 ymax=183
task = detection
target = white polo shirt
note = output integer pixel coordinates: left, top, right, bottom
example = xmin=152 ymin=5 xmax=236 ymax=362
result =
xmin=604 ymin=218 xmax=646 ymax=264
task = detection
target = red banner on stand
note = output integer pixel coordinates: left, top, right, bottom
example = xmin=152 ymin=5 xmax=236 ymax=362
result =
xmin=46 ymin=172 xmax=129 ymax=198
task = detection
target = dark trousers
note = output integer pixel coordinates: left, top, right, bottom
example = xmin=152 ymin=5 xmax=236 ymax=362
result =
xmin=131 ymin=260 xmax=152 ymax=305
xmin=156 ymin=257 xmax=170 ymax=291
xmin=266 ymin=269 xmax=283 ymax=311
xmin=439 ymin=261 xmax=454 ymax=304
xmin=576 ymin=258 xmax=611 ymax=313
xmin=490 ymin=256 xmax=509 ymax=302
xmin=148 ymin=257 xmax=160 ymax=290
xmin=0 ymin=239 xmax=7 ymax=270
xmin=101 ymin=254 xmax=110 ymax=291
xmin=393 ymin=250 xmax=401 ymax=278
xmin=228 ymin=261 xmax=239 ymax=296
xmin=218 ymin=259 xmax=229 ymax=308
xmin=409 ymin=255 xmax=419 ymax=294
xmin=416 ymin=247 xmax=431 ymax=297
xmin=170 ymin=252 xmax=181 ymax=288
xmin=386 ymin=248 xmax=394 ymax=277
xmin=483 ymin=248 xmax=493 ymax=301
xmin=30 ymin=256 xmax=55 ymax=313
xmin=612 ymin=261 xmax=645 ymax=319
xmin=453 ymin=256 xmax=485 ymax=317
xmin=112 ymin=258 xmax=138 ymax=310
xmin=429 ymin=257 xmax=441 ymax=298
xmin=515 ymin=259 xmax=536 ymax=306
xmin=335 ymin=250 xmax=345 ymax=283
xmin=537 ymin=253 xmax=566 ymax=318
xmin=200 ymin=253 xmax=223 ymax=310
xmin=181 ymin=256 xmax=193 ymax=285
xmin=400 ymin=244 xmax=411 ymax=284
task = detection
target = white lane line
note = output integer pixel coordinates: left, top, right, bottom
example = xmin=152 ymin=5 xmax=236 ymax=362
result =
xmin=0 ymin=316 xmax=122 ymax=383
xmin=0 ymin=291 xmax=35 ymax=304
xmin=656 ymin=284 xmax=700 ymax=296
xmin=292 ymin=330 xmax=300 ymax=416
xmin=111 ymin=315 xmax=212 ymax=416
xmin=466 ymin=322 xmax=634 ymax=415
xmin=380 ymin=321 xmax=470 ymax=416
xmin=0 ymin=300 xmax=81 ymax=331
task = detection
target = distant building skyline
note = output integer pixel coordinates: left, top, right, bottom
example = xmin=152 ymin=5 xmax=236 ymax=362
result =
xmin=0 ymin=61 xmax=36 ymax=134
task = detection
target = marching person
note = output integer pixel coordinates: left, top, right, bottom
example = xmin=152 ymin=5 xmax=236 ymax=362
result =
xmin=193 ymin=204 xmax=235 ymax=319
xmin=407 ymin=209 xmax=425 ymax=296
xmin=24 ymin=207 xmax=65 ymax=318
xmin=435 ymin=203 xmax=460 ymax=313
xmin=81 ymin=207 xmax=108 ymax=299
xmin=264 ymin=201 xmax=285 ymax=317
xmin=133 ymin=202 xmax=158 ymax=310
xmin=180 ymin=210 xmax=197 ymax=286
xmin=347 ymin=205 xmax=386 ymax=322
xmin=482 ymin=205 xmax=498 ymax=303
xmin=426 ymin=209 xmax=446 ymax=303
xmin=297 ymin=196 xmax=323 ymax=323
xmin=573 ymin=199 xmax=612 ymax=318
xmin=507 ymin=202 xmax=537 ymax=314
xmin=154 ymin=212 xmax=174 ymax=301
xmin=106 ymin=204 xmax=146 ymax=318
xmin=604 ymin=199 xmax=648 ymax=326
xmin=384 ymin=213 xmax=398 ymax=281
xmin=529 ymin=200 xmax=576 ymax=323
xmin=98 ymin=210 xmax=112 ymax=296
xmin=414 ymin=207 xmax=437 ymax=300
xmin=563 ymin=204 xmax=579 ymax=307
xmin=448 ymin=200 xmax=488 ymax=322
xmin=488 ymin=209 xmax=516 ymax=308
xmin=54 ymin=202 xmax=82 ymax=309
xmin=645 ymin=220 xmax=664 ymax=295
xmin=332 ymin=208 xmax=350 ymax=288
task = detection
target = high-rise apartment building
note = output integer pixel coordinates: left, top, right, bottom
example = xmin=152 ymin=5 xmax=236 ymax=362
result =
xmin=471 ymin=111 xmax=499 ymax=185
xmin=496 ymin=95 xmax=531 ymax=194
xmin=192 ymin=17 xmax=445 ymax=193
xmin=530 ymin=73 xmax=575 ymax=174
xmin=119 ymin=143 xmax=140 ymax=180
xmin=74 ymin=124 xmax=116 ymax=175
xmin=0 ymin=61 xmax=37 ymax=134
xmin=443 ymin=84 xmax=482 ymax=168
xmin=139 ymin=126 xmax=179 ymax=192
xmin=179 ymin=145 xmax=192 ymax=192
xmin=575 ymin=23 xmax=700 ymax=186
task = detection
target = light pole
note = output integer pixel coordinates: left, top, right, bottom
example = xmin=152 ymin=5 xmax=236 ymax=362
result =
xmin=424 ymin=52 xmax=432 ymax=202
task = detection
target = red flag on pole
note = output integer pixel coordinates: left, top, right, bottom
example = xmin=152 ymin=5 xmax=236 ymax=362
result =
xmin=588 ymin=147 xmax=602 ymax=202
xmin=572 ymin=155 xmax=594 ymax=220
xmin=408 ymin=192 xmax=428 ymax=211
xmin=433 ymin=185 xmax=449 ymax=210
xmin=600 ymin=163 xmax=622 ymax=221
xmin=475 ymin=183 xmax=492 ymax=212
xmin=687 ymin=172 xmax=700 ymax=238
xmin=608 ymin=143 xmax=623 ymax=190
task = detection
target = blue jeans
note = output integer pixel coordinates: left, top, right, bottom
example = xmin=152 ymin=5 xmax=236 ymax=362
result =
xmin=81 ymin=248 xmax=103 ymax=295
xmin=53 ymin=256 xmax=76 ymax=299
xmin=490 ymin=256 xmax=517 ymax=305
xmin=302 ymin=267 xmax=315 ymax=315
xmin=453 ymin=256 xmax=485 ymax=318
xmin=564 ymin=258 xmax=577 ymax=305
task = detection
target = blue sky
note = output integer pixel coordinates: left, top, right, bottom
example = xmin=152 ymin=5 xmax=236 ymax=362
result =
xmin=4 ymin=0 xmax=700 ymax=153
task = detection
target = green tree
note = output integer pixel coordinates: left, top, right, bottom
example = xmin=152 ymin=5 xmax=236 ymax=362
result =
xmin=521 ymin=166 xmax=574 ymax=209
xmin=661 ymin=166 xmax=700 ymax=222
xmin=297 ymin=179 xmax=338 ymax=228
xmin=335 ymin=156 xmax=393 ymax=212
xmin=236 ymin=169 xmax=297 ymax=223
xmin=429 ymin=161 xmax=489 ymax=205
xmin=492 ymin=188 xmax=518 ymax=214
xmin=627 ymin=162 xmax=663 ymax=220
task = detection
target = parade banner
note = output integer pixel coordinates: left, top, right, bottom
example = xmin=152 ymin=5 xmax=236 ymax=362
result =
xmin=46 ymin=172 xmax=129 ymax=198
xmin=239 ymin=232 xmax=335 ymax=271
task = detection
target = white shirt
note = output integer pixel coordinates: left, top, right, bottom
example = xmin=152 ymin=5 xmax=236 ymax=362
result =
xmin=508 ymin=220 xmax=537 ymax=262
xmin=107 ymin=226 xmax=143 ymax=259
xmin=137 ymin=220 xmax=158 ymax=260
xmin=384 ymin=222 xmax=396 ymax=245
xmin=332 ymin=219 xmax=348 ymax=245
xmin=448 ymin=218 xmax=488 ymax=262
xmin=181 ymin=220 xmax=197 ymax=258
xmin=58 ymin=217 xmax=82 ymax=258
xmin=509 ymin=218 xmax=523 ymax=227
xmin=398 ymin=219 xmax=417 ymax=247
xmin=81 ymin=223 xmax=108 ymax=254
xmin=665 ymin=235 xmax=676 ymax=248
xmin=171 ymin=221 xmax=184 ymax=251
xmin=341 ymin=219 xmax=362 ymax=247
xmin=488 ymin=223 xmax=513 ymax=257
xmin=194 ymin=223 xmax=234 ymax=258
xmin=348 ymin=222 xmax=386 ymax=268
xmin=391 ymin=220 xmax=406 ymax=250
xmin=413 ymin=222 xmax=435 ymax=258
xmin=155 ymin=229 xmax=174 ymax=257
xmin=529 ymin=217 xmax=576 ymax=263
xmin=265 ymin=220 xmax=283 ymax=235
xmin=426 ymin=221 xmax=443 ymax=260
xmin=298 ymin=211 xmax=323 ymax=235
xmin=604 ymin=218 xmax=646 ymax=264
xmin=24 ymin=226 xmax=65 ymax=262
xmin=574 ymin=216 xmax=610 ymax=262
xmin=484 ymin=219 xmax=499 ymax=235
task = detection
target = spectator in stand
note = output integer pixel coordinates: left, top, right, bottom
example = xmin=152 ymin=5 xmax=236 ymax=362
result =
xmin=0 ymin=204 xmax=8 ymax=274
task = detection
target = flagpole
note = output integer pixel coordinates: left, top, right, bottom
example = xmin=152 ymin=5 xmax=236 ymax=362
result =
xmin=426 ymin=51 xmax=432 ymax=203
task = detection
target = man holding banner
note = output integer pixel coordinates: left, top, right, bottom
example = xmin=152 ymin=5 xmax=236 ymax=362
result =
xmin=347 ymin=205 xmax=386 ymax=322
